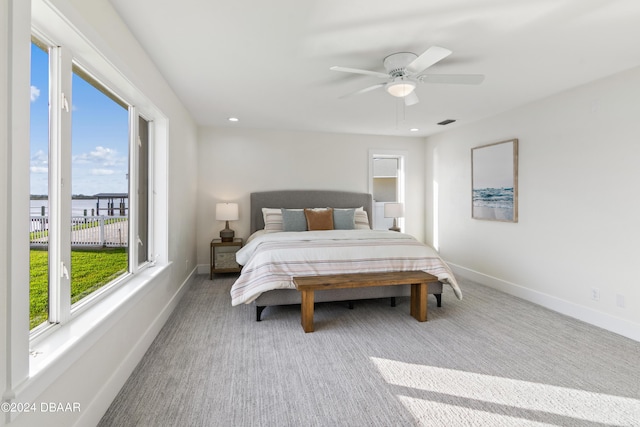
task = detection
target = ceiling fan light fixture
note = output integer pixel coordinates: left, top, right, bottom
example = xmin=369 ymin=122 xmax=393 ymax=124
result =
xmin=386 ymin=78 xmax=416 ymax=97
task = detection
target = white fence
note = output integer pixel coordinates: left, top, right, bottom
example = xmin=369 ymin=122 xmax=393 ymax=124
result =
xmin=30 ymin=216 xmax=128 ymax=247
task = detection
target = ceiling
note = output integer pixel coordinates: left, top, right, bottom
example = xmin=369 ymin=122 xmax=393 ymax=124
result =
xmin=109 ymin=0 xmax=640 ymax=137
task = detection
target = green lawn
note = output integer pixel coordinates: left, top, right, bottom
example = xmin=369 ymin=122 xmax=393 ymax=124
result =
xmin=30 ymin=247 xmax=128 ymax=329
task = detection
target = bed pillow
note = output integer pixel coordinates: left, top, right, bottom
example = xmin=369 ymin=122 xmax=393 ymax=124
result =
xmin=281 ymin=208 xmax=307 ymax=231
xmin=263 ymin=206 xmax=369 ymax=231
xmin=262 ymin=208 xmax=283 ymax=232
xmin=304 ymin=208 xmax=334 ymax=230
xmin=333 ymin=208 xmax=355 ymax=230
xmin=354 ymin=207 xmax=371 ymax=229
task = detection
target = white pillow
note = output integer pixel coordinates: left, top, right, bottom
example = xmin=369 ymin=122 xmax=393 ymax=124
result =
xmin=262 ymin=208 xmax=283 ymax=232
xmin=354 ymin=207 xmax=371 ymax=229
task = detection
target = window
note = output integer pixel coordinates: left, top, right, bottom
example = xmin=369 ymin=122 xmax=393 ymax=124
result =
xmin=70 ymin=66 xmax=130 ymax=309
xmin=28 ymin=34 xmax=152 ymax=332
xmin=137 ymin=116 xmax=150 ymax=266
xmin=29 ymin=38 xmax=50 ymax=329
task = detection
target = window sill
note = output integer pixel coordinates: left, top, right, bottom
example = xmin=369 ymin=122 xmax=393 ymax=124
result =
xmin=13 ymin=262 xmax=171 ymax=405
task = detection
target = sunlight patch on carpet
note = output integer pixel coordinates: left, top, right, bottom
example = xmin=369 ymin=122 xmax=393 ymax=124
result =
xmin=398 ymin=398 xmax=550 ymax=426
xmin=371 ymin=357 xmax=640 ymax=426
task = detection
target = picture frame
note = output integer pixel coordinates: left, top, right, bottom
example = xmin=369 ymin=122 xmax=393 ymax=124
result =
xmin=471 ymin=139 xmax=518 ymax=222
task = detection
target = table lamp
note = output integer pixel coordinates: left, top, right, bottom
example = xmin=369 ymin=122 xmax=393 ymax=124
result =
xmin=216 ymin=202 xmax=239 ymax=242
xmin=384 ymin=202 xmax=404 ymax=232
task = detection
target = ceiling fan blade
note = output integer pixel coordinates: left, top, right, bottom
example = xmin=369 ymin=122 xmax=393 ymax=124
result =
xmin=406 ymin=46 xmax=452 ymax=75
xmin=404 ymin=91 xmax=419 ymax=106
xmin=418 ymin=74 xmax=485 ymax=85
xmin=339 ymin=83 xmax=385 ymax=99
xmin=330 ymin=66 xmax=389 ymax=79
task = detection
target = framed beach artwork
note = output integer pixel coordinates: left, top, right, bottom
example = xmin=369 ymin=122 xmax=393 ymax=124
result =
xmin=471 ymin=139 xmax=518 ymax=222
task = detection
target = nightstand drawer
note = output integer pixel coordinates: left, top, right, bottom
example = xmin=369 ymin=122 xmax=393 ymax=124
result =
xmin=215 ymin=251 xmax=238 ymax=269
xmin=210 ymin=238 xmax=243 ymax=278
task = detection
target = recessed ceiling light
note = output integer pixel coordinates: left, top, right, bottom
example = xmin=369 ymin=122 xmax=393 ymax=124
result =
xmin=410 ymin=128 xmax=419 ymax=132
xmin=228 ymin=117 xmax=239 ymax=122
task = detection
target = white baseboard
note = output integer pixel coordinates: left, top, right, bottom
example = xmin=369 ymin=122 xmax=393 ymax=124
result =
xmin=197 ymin=263 xmax=210 ymax=275
xmin=76 ymin=266 xmax=197 ymax=427
xmin=448 ymin=262 xmax=640 ymax=343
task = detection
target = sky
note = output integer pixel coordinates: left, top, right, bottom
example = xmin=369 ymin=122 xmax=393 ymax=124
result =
xmin=30 ymin=42 xmax=129 ymax=197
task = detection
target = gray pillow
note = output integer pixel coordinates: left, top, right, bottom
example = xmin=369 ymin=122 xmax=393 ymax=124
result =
xmin=281 ymin=208 xmax=307 ymax=231
xmin=333 ymin=208 xmax=355 ymax=230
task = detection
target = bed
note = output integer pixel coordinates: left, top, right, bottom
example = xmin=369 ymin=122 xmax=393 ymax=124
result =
xmin=230 ymin=190 xmax=461 ymax=321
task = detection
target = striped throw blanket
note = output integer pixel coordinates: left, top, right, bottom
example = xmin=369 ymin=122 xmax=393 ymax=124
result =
xmin=230 ymin=230 xmax=462 ymax=306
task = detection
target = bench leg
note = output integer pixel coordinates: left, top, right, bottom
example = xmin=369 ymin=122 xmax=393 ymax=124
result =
xmin=300 ymin=290 xmax=315 ymax=333
xmin=410 ymin=283 xmax=428 ymax=322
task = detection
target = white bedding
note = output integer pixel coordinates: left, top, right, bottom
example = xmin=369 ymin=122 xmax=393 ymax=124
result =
xmin=230 ymin=229 xmax=462 ymax=306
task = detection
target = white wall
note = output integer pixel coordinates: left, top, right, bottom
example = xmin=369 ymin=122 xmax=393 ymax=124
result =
xmin=196 ymin=127 xmax=426 ymax=269
xmin=426 ymin=66 xmax=640 ymax=341
xmin=1 ymin=1 xmax=13 ymax=418
xmin=1 ymin=1 xmax=199 ymax=425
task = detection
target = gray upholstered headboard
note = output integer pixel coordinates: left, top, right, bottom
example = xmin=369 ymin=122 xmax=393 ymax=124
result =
xmin=250 ymin=190 xmax=373 ymax=234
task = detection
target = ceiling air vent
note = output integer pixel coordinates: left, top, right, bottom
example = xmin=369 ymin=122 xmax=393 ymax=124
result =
xmin=437 ymin=119 xmax=456 ymax=125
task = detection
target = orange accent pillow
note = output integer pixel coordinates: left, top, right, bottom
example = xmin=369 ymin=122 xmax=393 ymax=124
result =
xmin=304 ymin=208 xmax=334 ymax=230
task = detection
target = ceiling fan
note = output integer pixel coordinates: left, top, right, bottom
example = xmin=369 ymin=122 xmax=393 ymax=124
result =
xmin=330 ymin=46 xmax=484 ymax=106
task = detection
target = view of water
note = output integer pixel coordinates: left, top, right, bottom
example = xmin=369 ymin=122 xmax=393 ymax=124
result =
xmin=473 ymin=187 xmax=514 ymax=210
xmin=472 ymin=187 xmax=514 ymax=220
xmin=30 ymin=198 xmax=128 ymax=217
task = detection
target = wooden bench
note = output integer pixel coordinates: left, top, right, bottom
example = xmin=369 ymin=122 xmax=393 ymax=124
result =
xmin=293 ymin=271 xmax=439 ymax=333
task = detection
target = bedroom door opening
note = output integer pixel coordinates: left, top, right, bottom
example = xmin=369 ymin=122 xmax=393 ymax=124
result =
xmin=369 ymin=151 xmax=406 ymax=231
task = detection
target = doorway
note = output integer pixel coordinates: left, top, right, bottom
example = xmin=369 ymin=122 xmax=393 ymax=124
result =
xmin=369 ymin=150 xmax=406 ymax=231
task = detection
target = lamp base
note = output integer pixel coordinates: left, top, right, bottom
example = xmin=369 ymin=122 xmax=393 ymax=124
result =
xmin=388 ymin=226 xmax=401 ymax=232
xmin=220 ymin=221 xmax=235 ymax=242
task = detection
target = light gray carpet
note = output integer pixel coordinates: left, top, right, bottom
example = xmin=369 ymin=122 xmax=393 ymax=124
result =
xmin=99 ymin=275 xmax=640 ymax=426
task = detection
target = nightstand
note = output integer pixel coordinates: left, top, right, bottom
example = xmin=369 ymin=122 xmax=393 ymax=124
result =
xmin=210 ymin=238 xmax=243 ymax=278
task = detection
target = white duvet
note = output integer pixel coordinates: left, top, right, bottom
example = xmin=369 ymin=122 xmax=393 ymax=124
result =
xmin=230 ymin=229 xmax=462 ymax=306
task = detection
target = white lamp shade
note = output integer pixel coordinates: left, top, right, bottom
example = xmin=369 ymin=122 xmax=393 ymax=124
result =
xmin=386 ymin=79 xmax=416 ymax=97
xmin=216 ymin=202 xmax=239 ymax=221
xmin=384 ymin=202 xmax=404 ymax=218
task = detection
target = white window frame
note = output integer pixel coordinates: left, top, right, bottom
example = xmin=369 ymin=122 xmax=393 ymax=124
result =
xmin=28 ymin=35 xmax=146 ymax=333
